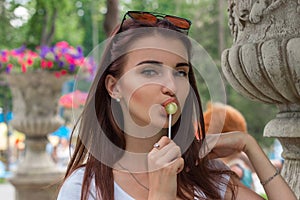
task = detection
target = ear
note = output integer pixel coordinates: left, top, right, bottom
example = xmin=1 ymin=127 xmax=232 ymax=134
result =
xmin=105 ymin=74 xmax=121 ymax=99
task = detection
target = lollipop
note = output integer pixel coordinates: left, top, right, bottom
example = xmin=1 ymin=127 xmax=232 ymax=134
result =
xmin=165 ymin=102 xmax=178 ymax=115
xmin=165 ymin=102 xmax=178 ymax=138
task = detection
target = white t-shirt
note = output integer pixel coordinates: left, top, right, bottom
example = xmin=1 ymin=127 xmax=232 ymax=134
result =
xmin=57 ymin=160 xmax=229 ymax=200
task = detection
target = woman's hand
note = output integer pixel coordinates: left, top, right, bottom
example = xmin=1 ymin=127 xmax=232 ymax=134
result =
xmin=147 ymin=136 xmax=184 ymax=200
xmin=203 ymin=131 xmax=254 ymax=159
xmin=204 ymin=131 xmax=297 ymax=200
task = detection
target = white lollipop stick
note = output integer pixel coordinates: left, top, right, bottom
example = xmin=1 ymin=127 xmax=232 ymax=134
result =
xmin=165 ymin=102 xmax=178 ymax=139
xmin=168 ymin=114 xmax=172 ymax=138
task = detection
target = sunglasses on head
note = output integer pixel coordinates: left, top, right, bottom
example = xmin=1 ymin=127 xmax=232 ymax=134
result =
xmin=118 ymin=11 xmax=192 ymax=35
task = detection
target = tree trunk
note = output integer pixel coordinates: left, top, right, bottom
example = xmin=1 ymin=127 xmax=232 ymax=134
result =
xmin=218 ymin=0 xmax=225 ymax=58
xmin=41 ymin=7 xmax=57 ymax=46
xmin=45 ymin=8 xmax=58 ymax=46
xmin=103 ymin=0 xmax=119 ymax=37
xmin=91 ymin=0 xmax=99 ymax=50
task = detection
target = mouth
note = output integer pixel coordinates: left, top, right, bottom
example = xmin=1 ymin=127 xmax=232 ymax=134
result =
xmin=162 ymin=98 xmax=178 ymax=107
xmin=162 ymin=98 xmax=179 ymax=114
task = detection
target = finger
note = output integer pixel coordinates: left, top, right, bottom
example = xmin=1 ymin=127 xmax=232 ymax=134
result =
xmin=150 ymin=141 xmax=181 ymax=167
xmin=148 ymin=141 xmax=177 ymax=164
xmin=173 ymin=158 xmax=184 ymax=174
xmin=156 ymin=145 xmax=181 ymax=165
xmin=151 ymin=136 xmax=171 ymax=151
xmin=148 ymin=140 xmax=182 ymax=172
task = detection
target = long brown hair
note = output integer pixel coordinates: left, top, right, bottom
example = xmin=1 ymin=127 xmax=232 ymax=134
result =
xmin=63 ymin=17 xmax=236 ymax=200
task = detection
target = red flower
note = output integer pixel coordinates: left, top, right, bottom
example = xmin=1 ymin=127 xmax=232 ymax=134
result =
xmin=41 ymin=60 xmax=47 ymax=69
xmin=47 ymin=61 xmax=53 ymax=68
xmin=27 ymin=58 xmax=33 ymax=66
xmin=61 ymin=69 xmax=67 ymax=75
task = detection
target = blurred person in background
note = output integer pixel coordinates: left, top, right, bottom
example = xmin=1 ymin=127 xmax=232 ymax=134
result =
xmin=203 ymin=102 xmax=254 ymax=189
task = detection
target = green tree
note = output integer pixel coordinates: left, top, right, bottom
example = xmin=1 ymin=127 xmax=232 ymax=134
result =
xmin=0 ymin=1 xmax=29 ymax=48
xmin=25 ymin=0 xmax=74 ymax=48
xmin=0 ymin=0 xmax=278 ymax=148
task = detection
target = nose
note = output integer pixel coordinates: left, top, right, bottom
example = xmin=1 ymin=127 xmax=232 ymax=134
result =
xmin=161 ymin=70 xmax=177 ymax=96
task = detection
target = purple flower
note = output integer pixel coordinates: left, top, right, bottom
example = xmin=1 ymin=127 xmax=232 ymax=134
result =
xmin=69 ymin=64 xmax=75 ymax=72
xmin=76 ymin=46 xmax=83 ymax=57
xmin=40 ymin=46 xmax=50 ymax=58
xmin=61 ymin=48 xmax=68 ymax=54
xmin=58 ymin=61 xmax=64 ymax=67
xmin=6 ymin=66 xmax=11 ymax=73
xmin=50 ymin=47 xmax=55 ymax=53
xmin=72 ymin=54 xmax=81 ymax=59
xmin=55 ymin=55 xmax=59 ymax=62
xmin=14 ymin=45 xmax=26 ymax=54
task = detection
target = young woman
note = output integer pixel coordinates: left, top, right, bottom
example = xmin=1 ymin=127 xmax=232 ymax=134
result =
xmin=57 ymin=11 xmax=296 ymax=200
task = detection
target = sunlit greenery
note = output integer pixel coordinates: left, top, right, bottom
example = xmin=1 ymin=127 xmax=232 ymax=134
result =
xmin=0 ymin=0 xmax=278 ymax=147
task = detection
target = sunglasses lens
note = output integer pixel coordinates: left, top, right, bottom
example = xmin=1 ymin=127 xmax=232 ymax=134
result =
xmin=121 ymin=11 xmax=191 ymax=34
xmin=128 ymin=12 xmax=157 ymax=24
xmin=165 ymin=16 xmax=191 ymax=29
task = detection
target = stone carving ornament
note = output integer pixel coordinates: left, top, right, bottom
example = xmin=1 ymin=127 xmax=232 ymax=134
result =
xmin=228 ymin=0 xmax=299 ymax=43
xmin=222 ymin=0 xmax=300 ymax=198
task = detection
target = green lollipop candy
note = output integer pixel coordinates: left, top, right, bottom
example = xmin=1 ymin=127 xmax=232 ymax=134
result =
xmin=165 ymin=102 xmax=178 ymax=115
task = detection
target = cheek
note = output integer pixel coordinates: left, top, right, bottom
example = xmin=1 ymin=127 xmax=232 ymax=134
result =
xmin=128 ymin=86 xmax=156 ymax=109
xmin=127 ymin=86 xmax=159 ymax=126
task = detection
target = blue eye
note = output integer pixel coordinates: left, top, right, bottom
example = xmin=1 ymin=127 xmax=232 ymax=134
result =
xmin=174 ymin=70 xmax=188 ymax=77
xmin=141 ymin=69 xmax=159 ymax=76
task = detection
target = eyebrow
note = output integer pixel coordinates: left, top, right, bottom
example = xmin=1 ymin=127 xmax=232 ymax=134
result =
xmin=176 ymin=62 xmax=190 ymax=68
xmin=136 ymin=60 xmax=163 ymax=66
xmin=136 ymin=60 xmax=190 ymax=68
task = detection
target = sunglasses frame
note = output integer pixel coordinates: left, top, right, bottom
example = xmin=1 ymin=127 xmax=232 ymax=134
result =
xmin=118 ymin=11 xmax=192 ymax=35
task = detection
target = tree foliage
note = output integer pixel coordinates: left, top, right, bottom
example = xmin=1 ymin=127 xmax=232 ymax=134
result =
xmin=0 ymin=0 xmax=278 ymax=147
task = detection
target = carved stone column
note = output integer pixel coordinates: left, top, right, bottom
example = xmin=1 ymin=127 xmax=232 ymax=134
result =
xmin=221 ymin=0 xmax=300 ymax=198
xmin=6 ymin=71 xmax=67 ymax=200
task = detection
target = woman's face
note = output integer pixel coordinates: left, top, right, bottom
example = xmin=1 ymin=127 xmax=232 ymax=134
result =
xmin=110 ymin=35 xmax=190 ymax=135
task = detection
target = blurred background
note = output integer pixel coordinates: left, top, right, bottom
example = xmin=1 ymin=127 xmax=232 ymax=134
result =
xmin=0 ymin=0 xmax=282 ymax=199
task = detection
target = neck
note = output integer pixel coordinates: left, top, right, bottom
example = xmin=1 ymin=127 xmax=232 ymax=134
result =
xmin=124 ymin=129 xmax=167 ymax=153
xmin=114 ymin=129 xmax=167 ymax=173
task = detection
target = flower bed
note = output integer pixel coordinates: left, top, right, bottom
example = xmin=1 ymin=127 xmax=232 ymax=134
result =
xmin=0 ymin=41 xmax=88 ymax=78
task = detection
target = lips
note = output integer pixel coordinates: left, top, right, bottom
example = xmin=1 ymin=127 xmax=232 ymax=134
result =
xmin=162 ymin=98 xmax=178 ymax=108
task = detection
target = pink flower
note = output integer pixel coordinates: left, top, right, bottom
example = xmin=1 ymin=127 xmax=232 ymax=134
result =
xmin=29 ymin=50 xmax=38 ymax=58
xmin=0 ymin=41 xmax=90 ymax=76
xmin=41 ymin=60 xmax=47 ymax=69
xmin=21 ymin=63 xmax=27 ymax=73
xmin=65 ymin=54 xmax=76 ymax=65
xmin=0 ymin=56 xmax=8 ymax=63
xmin=55 ymin=41 xmax=69 ymax=48
xmin=54 ymin=72 xmax=61 ymax=78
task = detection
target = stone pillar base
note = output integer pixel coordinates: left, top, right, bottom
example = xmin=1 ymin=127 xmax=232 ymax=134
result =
xmin=9 ymin=172 xmax=64 ymax=200
xmin=264 ymin=104 xmax=300 ymax=199
xmin=281 ymin=159 xmax=300 ymax=199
